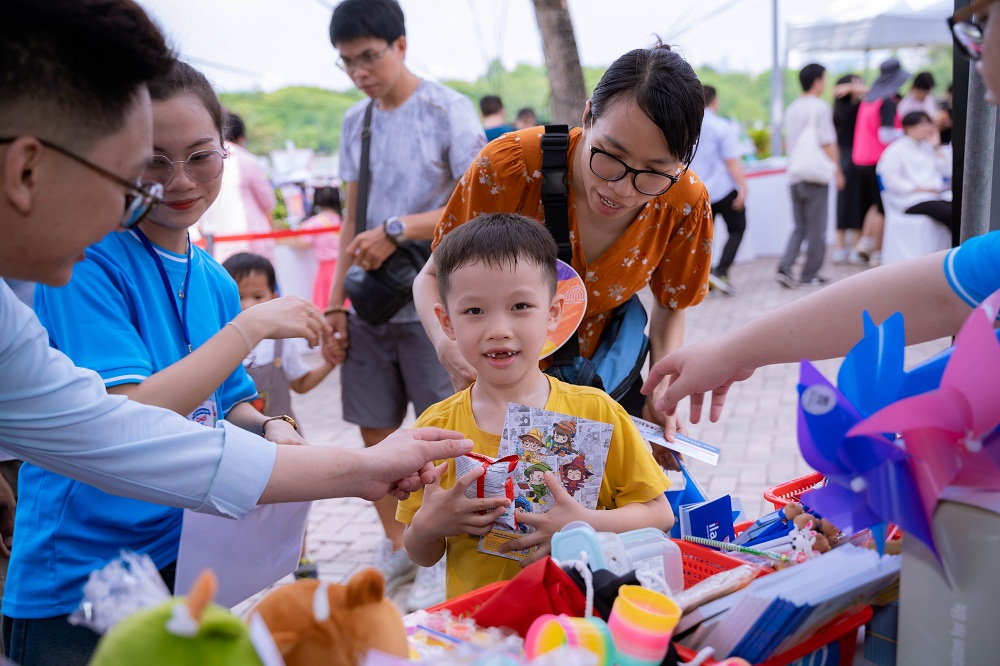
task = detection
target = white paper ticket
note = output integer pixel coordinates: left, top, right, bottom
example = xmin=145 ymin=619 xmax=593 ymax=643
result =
xmin=630 ymin=416 xmax=722 ymax=466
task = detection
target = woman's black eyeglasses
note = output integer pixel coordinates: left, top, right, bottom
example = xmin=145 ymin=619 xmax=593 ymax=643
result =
xmin=589 ymin=146 xmax=680 ymax=196
xmin=0 ymin=136 xmax=162 ymax=229
xmin=949 ymin=0 xmax=997 ymax=61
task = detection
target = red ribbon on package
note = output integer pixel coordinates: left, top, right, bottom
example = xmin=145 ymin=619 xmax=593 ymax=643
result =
xmin=456 ymin=453 xmax=520 ymax=529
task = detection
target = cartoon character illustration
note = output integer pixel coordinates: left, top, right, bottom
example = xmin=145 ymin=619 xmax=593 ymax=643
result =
xmin=559 ymin=453 xmax=594 ymax=497
xmin=514 ymin=497 xmax=532 ymax=533
xmin=545 ymin=420 xmax=578 ymax=456
xmin=517 ymin=428 xmax=547 ymax=464
xmin=518 ymin=462 xmax=553 ymax=504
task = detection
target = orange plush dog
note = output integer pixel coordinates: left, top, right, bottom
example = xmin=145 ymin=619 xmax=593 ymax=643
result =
xmin=249 ymin=568 xmax=408 ymax=666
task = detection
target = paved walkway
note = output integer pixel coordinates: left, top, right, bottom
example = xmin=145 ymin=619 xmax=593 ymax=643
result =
xmin=234 ymin=254 xmax=951 ymax=614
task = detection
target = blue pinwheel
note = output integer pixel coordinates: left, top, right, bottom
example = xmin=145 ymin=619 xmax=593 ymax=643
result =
xmin=796 ymin=361 xmax=936 ymax=557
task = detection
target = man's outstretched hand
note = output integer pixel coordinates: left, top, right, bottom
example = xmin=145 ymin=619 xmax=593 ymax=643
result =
xmin=360 ymin=427 xmax=474 ymax=501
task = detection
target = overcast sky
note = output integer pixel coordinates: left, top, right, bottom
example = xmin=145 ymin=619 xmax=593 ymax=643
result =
xmin=137 ymin=0 xmax=949 ymax=94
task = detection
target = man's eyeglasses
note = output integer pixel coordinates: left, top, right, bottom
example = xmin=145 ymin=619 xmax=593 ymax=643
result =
xmin=144 ymin=149 xmax=227 ymax=185
xmin=336 ymin=45 xmax=391 ymax=73
xmin=589 ymin=146 xmax=680 ymax=196
xmin=950 ymin=0 xmax=997 ymax=61
xmin=0 ymin=136 xmax=162 ymax=229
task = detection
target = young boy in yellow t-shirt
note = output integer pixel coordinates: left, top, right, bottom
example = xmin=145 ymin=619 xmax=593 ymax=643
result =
xmin=397 ymin=213 xmax=673 ymax=600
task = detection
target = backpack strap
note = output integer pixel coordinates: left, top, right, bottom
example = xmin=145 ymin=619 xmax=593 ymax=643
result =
xmin=541 ymin=124 xmax=572 ymax=265
xmin=540 ymin=124 xmax=580 ymax=368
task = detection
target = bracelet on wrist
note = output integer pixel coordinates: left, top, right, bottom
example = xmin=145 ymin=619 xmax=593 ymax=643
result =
xmin=323 ymin=306 xmax=349 ymax=316
xmin=261 ymin=414 xmax=299 ymax=435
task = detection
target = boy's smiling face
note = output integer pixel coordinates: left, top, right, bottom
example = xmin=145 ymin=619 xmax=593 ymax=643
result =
xmin=435 ymin=258 xmax=562 ymax=391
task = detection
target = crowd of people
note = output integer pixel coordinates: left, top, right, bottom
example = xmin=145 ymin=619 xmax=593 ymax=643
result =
xmin=1 ymin=0 xmax=998 ymax=663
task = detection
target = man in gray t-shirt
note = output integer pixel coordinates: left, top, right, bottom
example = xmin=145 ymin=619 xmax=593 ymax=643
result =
xmin=322 ymin=0 xmax=485 ymax=610
xmin=777 ymin=63 xmax=844 ymax=287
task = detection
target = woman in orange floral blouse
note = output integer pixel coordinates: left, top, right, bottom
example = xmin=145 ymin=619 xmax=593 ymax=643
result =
xmin=414 ymin=43 xmax=713 ymax=454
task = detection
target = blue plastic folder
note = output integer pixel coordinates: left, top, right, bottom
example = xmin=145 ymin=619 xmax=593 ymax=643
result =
xmin=665 ymin=461 xmax=709 ymax=538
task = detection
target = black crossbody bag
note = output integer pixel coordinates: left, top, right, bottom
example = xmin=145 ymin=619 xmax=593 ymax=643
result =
xmin=343 ymin=100 xmax=432 ymax=325
xmin=540 ymin=125 xmax=650 ymax=405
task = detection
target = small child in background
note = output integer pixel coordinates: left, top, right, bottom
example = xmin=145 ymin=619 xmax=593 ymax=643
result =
xmin=223 ymin=252 xmax=337 ymax=579
xmin=298 ymin=186 xmax=343 ymax=310
xmin=397 ymin=213 xmax=673 ymax=600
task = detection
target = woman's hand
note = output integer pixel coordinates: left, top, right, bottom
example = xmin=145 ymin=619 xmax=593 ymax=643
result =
xmin=236 ymin=297 xmax=330 ymax=348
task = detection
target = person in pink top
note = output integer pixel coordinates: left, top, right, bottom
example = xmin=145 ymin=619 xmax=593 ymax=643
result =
xmin=299 ymin=185 xmax=343 ymax=309
xmin=199 ymin=113 xmax=278 ymax=263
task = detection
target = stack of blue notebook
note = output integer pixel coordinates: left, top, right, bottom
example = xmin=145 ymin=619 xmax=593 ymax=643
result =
xmin=683 ymin=545 xmax=900 ymax=662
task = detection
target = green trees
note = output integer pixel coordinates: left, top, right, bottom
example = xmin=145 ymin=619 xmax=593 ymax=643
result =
xmin=226 ymin=52 xmax=952 ymax=160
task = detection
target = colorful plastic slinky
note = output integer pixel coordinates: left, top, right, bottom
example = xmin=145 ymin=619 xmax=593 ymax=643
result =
xmin=524 ymin=614 xmax=614 ymax=665
xmin=607 ymin=585 xmax=681 ymax=666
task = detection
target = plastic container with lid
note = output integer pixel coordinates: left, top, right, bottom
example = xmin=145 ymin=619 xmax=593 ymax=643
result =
xmin=551 ymin=521 xmax=683 ymax=595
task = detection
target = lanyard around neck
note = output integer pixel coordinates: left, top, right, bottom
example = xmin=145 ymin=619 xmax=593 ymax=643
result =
xmin=133 ymin=228 xmax=194 ymax=353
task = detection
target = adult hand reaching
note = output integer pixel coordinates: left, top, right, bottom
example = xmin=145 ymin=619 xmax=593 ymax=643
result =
xmin=236 ymin=296 xmax=331 ymax=348
xmin=641 ymin=339 xmax=756 ymax=424
xmin=358 ymin=427 xmax=475 ymax=501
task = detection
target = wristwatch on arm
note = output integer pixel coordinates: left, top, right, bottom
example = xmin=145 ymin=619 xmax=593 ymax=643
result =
xmin=383 ymin=216 xmax=406 ymax=245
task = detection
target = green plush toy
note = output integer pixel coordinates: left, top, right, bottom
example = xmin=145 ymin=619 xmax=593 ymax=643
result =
xmin=89 ymin=571 xmax=265 ymax=666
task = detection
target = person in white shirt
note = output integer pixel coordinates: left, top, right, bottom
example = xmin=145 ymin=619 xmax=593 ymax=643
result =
xmin=776 ymin=63 xmax=844 ymax=288
xmin=897 ymin=72 xmax=942 ymax=120
xmin=877 ymin=111 xmax=953 ymax=228
xmin=0 ymin=0 xmax=472 ymax=546
xmin=687 ymin=85 xmax=748 ymax=295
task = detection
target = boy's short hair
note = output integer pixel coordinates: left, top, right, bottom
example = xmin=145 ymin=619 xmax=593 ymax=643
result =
xmin=480 ymin=95 xmax=504 ymax=116
xmin=913 ymin=72 xmax=935 ymax=91
xmin=329 ymin=0 xmax=405 ymax=48
xmin=1 ymin=0 xmax=173 ymax=150
xmin=799 ymin=63 xmax=826 ymax=92
xmin=434 ymin=213 xmax=558 ymax=307
xmin=223 ymin=252 xmax=277 ymax=293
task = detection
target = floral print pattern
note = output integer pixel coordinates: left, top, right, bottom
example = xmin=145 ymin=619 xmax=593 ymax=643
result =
xmin=435 ymin=127 xmax=714 ymax=358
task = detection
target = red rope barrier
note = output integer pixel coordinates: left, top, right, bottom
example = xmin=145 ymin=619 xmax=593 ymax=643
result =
xmin=206 ymin=227 xmax=339 ymax=243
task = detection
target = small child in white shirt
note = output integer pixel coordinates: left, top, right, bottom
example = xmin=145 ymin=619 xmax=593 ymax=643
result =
xmin=223 ymin=252 xmax=336 ymax=578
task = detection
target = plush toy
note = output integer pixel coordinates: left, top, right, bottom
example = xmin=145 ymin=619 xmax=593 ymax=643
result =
xmin=90 ymin=571 xmax=264 ymax=666
xmin=249 ymin=567 xmax=408 ymax=666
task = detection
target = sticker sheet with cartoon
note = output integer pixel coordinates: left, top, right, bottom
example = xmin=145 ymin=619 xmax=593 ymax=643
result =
xmin=479 ymin=402 xmax=613 ymax=560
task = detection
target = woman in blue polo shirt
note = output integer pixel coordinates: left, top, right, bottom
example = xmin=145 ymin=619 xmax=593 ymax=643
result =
xmin=2 ymin=61 xmax=326 ymax=665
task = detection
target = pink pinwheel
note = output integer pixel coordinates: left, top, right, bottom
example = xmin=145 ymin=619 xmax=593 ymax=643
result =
xmin=848 ymin=289 xmax=1000 ymax=509
xmin=796 ymin=361 xmax=935 ymax=556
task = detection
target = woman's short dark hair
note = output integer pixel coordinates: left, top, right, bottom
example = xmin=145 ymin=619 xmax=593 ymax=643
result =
xmin=586 ymin=42 xmax=704 ymax=165
xmin=148 ymin=60 xmax=226 ymax=142
xmin=435 ymin=213 xmax=558 ymax=305
xmin=902 ymin=111 xmax=932 ymax=128
xmin=329 ymin=0 xmax=405 ymax=47
xmin=222 ymin=252 xmax=277 ymax=293
xmin=312 ymin=186 xmax=342 ymax=215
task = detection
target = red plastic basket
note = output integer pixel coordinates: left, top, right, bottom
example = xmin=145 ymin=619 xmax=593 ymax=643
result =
xmin=676 ymin=536 xmax=760 ymax=590
xmin=764 ymin=471 xmax=825 ymax=510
